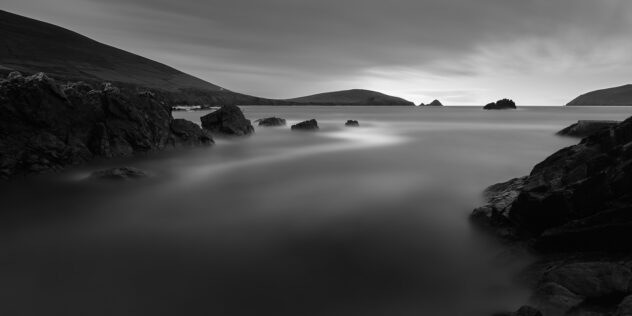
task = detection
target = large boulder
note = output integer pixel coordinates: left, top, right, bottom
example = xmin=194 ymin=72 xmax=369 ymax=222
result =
xmin=557 ymin=120 xmax=620 ymax=138
xmin=200 ymin=105 xmax=254 ymax=136
xmin=291 ymin=119 xmax=319 ymax=131
xmin=484 ymin=99 xmax=517 ymax=110
xmin=345 ymin=120 xmax=360 ymax=127
xmin=0 ymin=72 xmax=211 ymax=179
xmin=256 ymin=117 xmax=286 ymax=127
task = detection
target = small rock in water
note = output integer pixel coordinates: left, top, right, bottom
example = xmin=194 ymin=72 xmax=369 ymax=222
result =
xmin=345 ymin=120 xmax=360 ymax=127
xmin=256 ymin=117 xmax=286 ymax=127
xmin=89 ymin=167 xmax=149 ymax=181
xmin=484 ymin=99 xmax=516 ymax=110
xmin=291 ymin=119 xmax=319 ymax=131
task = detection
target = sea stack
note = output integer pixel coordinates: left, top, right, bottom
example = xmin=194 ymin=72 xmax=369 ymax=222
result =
xmin=427 ymin=100 xmax=443 ymax=106
xmin=483 ymin=99 xmax=516 ymax=110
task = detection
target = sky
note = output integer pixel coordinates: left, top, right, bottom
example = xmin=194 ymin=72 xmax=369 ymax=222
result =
xmin=3 ymin=0 xmax=632 ymax=105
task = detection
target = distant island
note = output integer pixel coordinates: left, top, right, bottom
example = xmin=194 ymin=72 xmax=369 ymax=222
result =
xmin=567 ymin=84 xmax=632 ymax=106
xmin=285 ymin=89 xmax=414 ymax=106
xmin=0 ymin=10 xmax=413 ymax=107
xmin=419 ymin=100 xmax=443 ymax=106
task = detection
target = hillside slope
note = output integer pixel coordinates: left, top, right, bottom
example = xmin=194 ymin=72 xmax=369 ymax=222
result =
xmin=286 ymin=89 xmax=415 ymax=105
xmin=567 ymin=84 xmax=632 ymax=106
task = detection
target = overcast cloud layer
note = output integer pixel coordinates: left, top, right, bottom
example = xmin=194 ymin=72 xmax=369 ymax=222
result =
xmin=4 ymin=0 xmax=632 ymax=104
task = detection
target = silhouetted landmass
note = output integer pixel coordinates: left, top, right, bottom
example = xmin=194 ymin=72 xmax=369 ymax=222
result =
xmin=0 ymin=72 xmax=212 ymax=179
xmin=286 ymin=89 xmax=415 ymax=106
xmin=557 ymin=120 xmax=620 ymax=138
xmin=427 ymin=100 xmax=443 ymax=106
xmin=483 ymin=99 xmax=516 ymax=110
xmin=472 ymin=116 xmax=632 ymax=315
xmin=567 ymin=84 xmax=632 ymax=106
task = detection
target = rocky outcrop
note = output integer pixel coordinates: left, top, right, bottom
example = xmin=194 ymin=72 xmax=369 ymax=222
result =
xmin=473 ymin=115 xmax=632 ymax=315
xmin=0 ymin=72 xmax=212 ymax=179
xmin=171 ymin=119 xmax=214 ymax=146
xmin=428 ymin=99 xmax=443 ymax=106
xmin=291 ymin=119 xmax=319 ymax=131
xmin=345 ymin=120 xmax=360 ymax=127
xmin=484 ymin=99 xmax=517 ymax=110
xmin=557 ymin=120 xmax=620 ymax=138
xmin=256 ymin=117 xmax=286 ymax=127
xmin=200 ymin=105 xmax=254 ymax=136
xmin=89 ymin=167 xmax=149 ymax=181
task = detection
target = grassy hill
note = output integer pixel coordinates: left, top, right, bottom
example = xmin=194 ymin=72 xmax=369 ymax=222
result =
xmin=567 ymin=84 xmax=632 ymax=106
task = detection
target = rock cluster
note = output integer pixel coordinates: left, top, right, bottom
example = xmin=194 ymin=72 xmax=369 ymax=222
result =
xmin=484 ymin=99 xmax=517 ymax=110
xmin=200 ymin=105 xmax=254 ymax=136
xmin=0 ymin=72 xmax=212 ymax=179
xmin=472 ymin=116 xmax=632 ymax=315
xmin=557 ymin=120 xmax=620 ymax=138
xmin=291 ymin=119 xmax=319 ymax=131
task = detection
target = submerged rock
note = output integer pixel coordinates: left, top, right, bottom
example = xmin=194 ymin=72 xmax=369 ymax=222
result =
xmin=345 ymin=120 xmax=360 ymax=127
xmin=291 ymin=119 xmax=319 ymax=131
xmin=256 ymin=117 xmax=286 ymax=127
xmin=484 ymin=99 xmax=516 ymax=110
xmin=89 ymin=167 xmax=149 ymax=180
xmin=200 ymin=105 xmax=254 ymax=136
xmin=557 ymin=120 xmax=619 ymax=138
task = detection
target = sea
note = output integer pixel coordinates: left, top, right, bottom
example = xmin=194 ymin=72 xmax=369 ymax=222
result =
xmin=1 ymin=106 xmax=631 ymax=316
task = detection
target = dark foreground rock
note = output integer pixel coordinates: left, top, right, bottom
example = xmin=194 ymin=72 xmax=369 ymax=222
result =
xmin=256 ymin=117 xmax=286 ymax=127
xmin=484 ymin=99 xmax=517 ymax=110
xmin=200 ymin=105 xmax=254 ymax=136
xmin=89 ymin=167 xmax=149 ymax=181
xmin=0 ymin=72 xmax=212 ymax=179
xmin=473 ymin=115 xmax=632 ymax=315
xmin=557 ymin=120 xmax=620 ymax=138
xmin=291 ymin=119 xmax=319 ymax=131
xmin=345 ymin=120 xmax=360 ymax=127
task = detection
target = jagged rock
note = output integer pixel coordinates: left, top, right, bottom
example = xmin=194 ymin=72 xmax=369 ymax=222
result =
xmin=0 ymin=72 xmax=211 ymax=179
xmin=542 ymin=262 xmax=631 ymax=299
xmin=200 ymin=105 xmax=254 ymax=136
xmin=345 ymin=120 xmax=360 ymax=127
xmin=557 ymin=120 xmax=620 ymax=138
xmin=89 ymin=167 xmax=149 ymax=180
xmin=291 ymin=119 xmax=319 ymax=131
xmin=171 ymin=119 xmax=213 ymax=146
xmin=530 ymin=282 xmax=584 ymax=316
xmin=256 ymin=117 xmax=286 ymax=127
xmin=484 ymin=99 xmax=517 ymax=110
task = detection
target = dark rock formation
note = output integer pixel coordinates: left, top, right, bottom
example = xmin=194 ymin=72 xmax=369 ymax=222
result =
xmin=345 ymin=120 xmax=360 ymax=127
xmin=171 ymin=119 xmax=213 ymax=146
xmin=256 ymin=117 xmax=286 ymax=127
xmin=557 ymin=120 xmax=620 ymax=138
xmin=89 ymin=167 xmax=149 ymax=181
xmin=567 ymin=84 xmax=632 ymax=106
xmin=291 ymin=119 xmax=319 ymax=131
xmin=200 ymin=105 xmax=254 ymax=136
xmin=0 ymin=72 xmax=211 ymax=179
xmin=428 ymin=99 xmax=443 ymax=106
xmin=473 ymin=116 xmax=632 ymax=315
xmin=484 ymin=99 xmax=517 ymax=110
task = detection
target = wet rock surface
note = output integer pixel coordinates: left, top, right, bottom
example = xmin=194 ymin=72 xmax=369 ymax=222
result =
xmin=345 ymin=120 xmax=360 ymax=127
xmin=89 ymin=167 xmax=149 ymax=181
xmin=474 ymin=116 xmax=632 ymax=315
xmin=557 ymin=120 xmax=620 ymax=138
xmin=291 ymin=119 xmax=319 ymax=131
xmin=200 ymin=105 xmax=254 ymax=136
xmin=0 ymin=72 xmax=211 ymax=179
xmin=256 ymin=117 xmax=286 ymax=127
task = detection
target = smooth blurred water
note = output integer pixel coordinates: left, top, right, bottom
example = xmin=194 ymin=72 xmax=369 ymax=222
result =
xmin=1 ymin=106 xmax=631 ymax=316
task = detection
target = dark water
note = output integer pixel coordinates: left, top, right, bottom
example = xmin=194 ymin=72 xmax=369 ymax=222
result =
xmin=1 ymin=106 xmax=631 ymax=316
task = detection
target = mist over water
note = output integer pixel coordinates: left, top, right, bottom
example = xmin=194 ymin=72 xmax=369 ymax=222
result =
xmin=1 ymin=106 xmax=631 ymax=316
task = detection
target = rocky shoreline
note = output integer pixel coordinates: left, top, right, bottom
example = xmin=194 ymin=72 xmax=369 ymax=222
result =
xmin=0 ymin=72 xmax=212 ymax=179
xmin=472 ymin=116 xmax=632 ymax=315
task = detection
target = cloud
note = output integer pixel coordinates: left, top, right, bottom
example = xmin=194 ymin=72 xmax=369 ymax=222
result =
xmin=3 ymin=0 xmax=632 ymax=104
